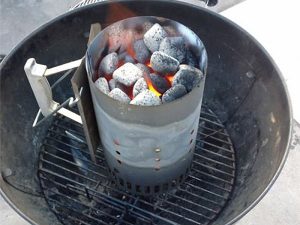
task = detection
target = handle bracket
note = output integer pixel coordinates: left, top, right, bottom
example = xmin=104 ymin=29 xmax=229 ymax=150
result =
xmin=24 ymin=58 xmax=83 ymax=127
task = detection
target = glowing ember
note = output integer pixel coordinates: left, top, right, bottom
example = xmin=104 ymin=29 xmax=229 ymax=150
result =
xmin=143 ymin=62 xmax=163 ymax=96
xmin=144 ymin=75 xmax=162 ymax=97
xmin=165 ymin=75 xmax=174 ymax=84
xmin=95 ymin=21 xmax=204 ymax=105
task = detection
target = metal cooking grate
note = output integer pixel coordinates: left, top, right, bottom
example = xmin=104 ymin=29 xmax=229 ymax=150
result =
xmin=38 ymin=105 xmax=235 ymax=225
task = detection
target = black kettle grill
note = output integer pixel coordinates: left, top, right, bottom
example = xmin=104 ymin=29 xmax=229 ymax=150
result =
xmin=0 ymin=1 xmax=292 ymax=225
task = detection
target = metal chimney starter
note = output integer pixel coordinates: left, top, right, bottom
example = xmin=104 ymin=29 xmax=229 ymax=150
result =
xmin=86 ymin=17 xmax=207 ymax=194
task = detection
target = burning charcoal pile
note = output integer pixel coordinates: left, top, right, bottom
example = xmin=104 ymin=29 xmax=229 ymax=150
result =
xmin=94 ymin=23 xmax=204 ymax=106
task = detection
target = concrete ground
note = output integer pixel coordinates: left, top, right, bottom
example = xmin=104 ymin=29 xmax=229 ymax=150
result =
xmin=0 ymin=0 xmax=299 ymax=224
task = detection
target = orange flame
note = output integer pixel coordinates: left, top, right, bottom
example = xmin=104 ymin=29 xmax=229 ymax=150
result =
xmin=148 ymin=82 xmax=162 ymax=97
xmin=144 ymin=75 xmax=162 ymax=97
xmin=143 ymin=63 xmax=162 ymax=97
xmin=165 ymin=75 xmax=174 ymax=84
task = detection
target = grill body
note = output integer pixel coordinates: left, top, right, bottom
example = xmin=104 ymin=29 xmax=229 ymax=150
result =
xmin=86 ymin=17 xmax=207 ymax=193
xmin=0 ymin=1 xmax=292 ymax=225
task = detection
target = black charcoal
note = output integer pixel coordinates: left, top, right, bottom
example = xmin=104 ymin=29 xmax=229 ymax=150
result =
xmin=108 ymin=88 xmax=131 ymax=103
xmin=185 ymin=50 xmax=198 ymax=67
xmin=113 ymin=63 xmax=143 ymax=86
xmin=143 ymin=23 xmax=167 ymax=53
xmin=118 ymin=52 xmax=135 ymax=63
xmin=130 ymin=90 xmax=161 ymax=106
xmin=98 ymin=52 xmax=119 ymax=75
xmin=150 ymin=51 xmax=179 ymax=75
xmin=95 ymin=77 xmax=109 ymax=94
xmin=133 ymin=78 xmax=148 ymax=97
xmin=159 ymin=37 xmax=186 ymax=63
xmin=136 ymin=63 xmax=150 ymax=75
xmin=133 ymin=40 xmax=151 ymax=63
xmin=173 ymin=64 xmax=204 ymax=92
xmin=149 ymin=73 xmax=169 ymax=93
xmin=162 ymin=84 xmax=187 ymax=103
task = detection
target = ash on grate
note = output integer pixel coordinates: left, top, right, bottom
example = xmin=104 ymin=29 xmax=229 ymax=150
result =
xmin=94 ymin=22 xmax=205 ymax=106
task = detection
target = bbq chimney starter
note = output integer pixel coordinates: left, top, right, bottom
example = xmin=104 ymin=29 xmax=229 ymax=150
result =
xmin=86 ymin=17 xmax=207 ymax=194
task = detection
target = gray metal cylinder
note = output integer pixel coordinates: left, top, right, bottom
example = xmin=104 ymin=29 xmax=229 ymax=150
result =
xmin=86 ymin=17 xmax=207 ymax=194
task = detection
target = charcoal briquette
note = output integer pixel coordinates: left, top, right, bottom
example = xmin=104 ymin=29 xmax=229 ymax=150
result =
xmin=130 ymin=90 xmax=161 ymax=106
xmin=173 ymin=64 xmax=204 ymax=92
xmin=108 ymin=88 xmax=131 ymax=103
xmin=133 ymin=40 xmax=151 ymax=63
xmin=143 ymin=23 xmax=167 ymax=53
xmin=95 ymin=77 xmax=109 ymax=94
xmin=98 ymin=52 xmax=119 ymax=75
xmin=108 ymin=79 xmax=116 ymax=90
xmin=133 ymin=78 xmax=148 ymax=97
xmin=185 ymin=50 xmax=198 ymax=67
xmin=108 ymin=79 xmax=126 ymax=92
xmin=159 ymin=37 xmax=186 ymax=63
xmin=150 ymin=51 xmax=179 ymax=75
xmin=149 ymin=73 xmax=169 ymax=93
xmin=162 ymin=84 xmax=187 ymax=103
xmin=136 ymin=63 xmax=150 ymax=76
xmin=113 ymin=63 xmax=143 ymax=86
xmin=118 ymin=52 xmax=135 ymax=64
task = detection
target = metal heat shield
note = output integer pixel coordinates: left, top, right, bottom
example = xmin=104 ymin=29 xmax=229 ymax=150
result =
xmin=71 ymin=60 xmax=99 ymax=162
xmin=71 ymin=23 xmax=101 ymax=162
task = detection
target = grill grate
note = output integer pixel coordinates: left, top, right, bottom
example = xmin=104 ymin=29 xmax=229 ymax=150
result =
xmin=38 ymin=105 xmax=235 ymax=225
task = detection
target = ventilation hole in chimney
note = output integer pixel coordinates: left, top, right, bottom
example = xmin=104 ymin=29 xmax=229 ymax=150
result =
xmin=117 ymin=160 xmax=122 ymax=164
xmin=113 ymin=168 xmax=119 ymax=174
xmin=127 ymin=182 xmax=132 ymax=190
xmin=116 ymin=151 xmax=121 ymax=155
xmin=190 ymin=139 xmax=193 ymax=144
xmin=154 ymin=185 xmax=160 ymax=193
xmin=163 ymin=183 xmax=168 ymax=191
xmin=136 ymin=185 xmax=141 ymax=193
xmin=146 ymin=186 xmax=151 ymax=194
xmin=155 ymin=167 xmax=160 ymax=171
xmin=119 ymin=178 xmax=124 ymax=186
xmin=191 ymin=129 xmax=195 ymax=135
